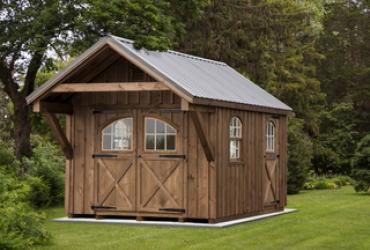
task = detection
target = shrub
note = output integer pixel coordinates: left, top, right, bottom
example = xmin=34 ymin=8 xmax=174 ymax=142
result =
xmin=287 ymin=118 xmax=313 ymax=194
xmin=25 ymin=176 xmax=51 ymax=208
xmin=333 ymin=175 xmax=352 ymax=186
xmin=25 ymin=135 xmax=65 ymax=206
xmin=304 ymin=175 xmax=351 ymax=190
xmin=351 ymin=134 xmax=370 ymax=192
xmin=0 ymin=169 xmax=51 ymax=249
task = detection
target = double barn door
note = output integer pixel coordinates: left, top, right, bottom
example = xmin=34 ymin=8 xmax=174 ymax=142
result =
xmin=93 ymin=110 xmax=185 ymax=215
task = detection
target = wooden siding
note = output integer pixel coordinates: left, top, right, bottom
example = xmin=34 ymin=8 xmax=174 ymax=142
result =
xmin=62 ymin=49 xmax=287 ymax=220
xmin=214 ymin=108 xmax=287 ymax=220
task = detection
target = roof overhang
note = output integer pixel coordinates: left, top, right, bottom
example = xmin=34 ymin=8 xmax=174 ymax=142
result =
xmin=26 ymin=37 xmax=194 ymax=105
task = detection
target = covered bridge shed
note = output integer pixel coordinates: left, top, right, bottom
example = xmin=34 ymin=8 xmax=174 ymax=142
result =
xmin=27 ymin=35 xmax=292 ymax=223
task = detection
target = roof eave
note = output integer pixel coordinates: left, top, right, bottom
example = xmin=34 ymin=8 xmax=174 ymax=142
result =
xmin=26 ymin=37 xmax=110 ymax=105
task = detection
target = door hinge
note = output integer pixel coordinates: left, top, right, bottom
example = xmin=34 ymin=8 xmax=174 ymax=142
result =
xmin=92 ymin=154 xmax=118 ymax=158
xmin=159 ymin=208 xmax=186 ymax=213
xmin=91 ymin=205 xmax=116 ymax=210
xmin=159 ymin=154 xmax=186 ymax=159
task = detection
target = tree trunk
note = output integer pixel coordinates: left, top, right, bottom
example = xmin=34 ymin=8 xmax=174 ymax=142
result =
xmin=13 ymin=96 xmax=32 ymax=175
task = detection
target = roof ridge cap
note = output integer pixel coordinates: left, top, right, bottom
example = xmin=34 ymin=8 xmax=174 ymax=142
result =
xmin=166 ymin=50 xmax=227 ymax=66
xmin=110 ymin=35 xmax=227 ymax=66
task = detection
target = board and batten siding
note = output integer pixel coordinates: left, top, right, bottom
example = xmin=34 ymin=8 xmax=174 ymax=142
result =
xmin=61 ymin=50 xmax=287 ymax=220
xmin=213 ymin=108 xmax=287 ymax=220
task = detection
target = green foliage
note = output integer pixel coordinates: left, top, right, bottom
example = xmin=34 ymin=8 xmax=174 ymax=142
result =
xmin=25 ymin=176 xmax=52 ymax=208
xmin=351 ymin=134 xmax=370 ymax=192
xmin=312 ymin=103 xmax=358 ymax=175
xmin=304 ymin=175 xmax=351 ymax=190
xmin=0 ymin=169 xmax=50 ymax=249
xmin=177 ymin=0 xmax=325 ymax=135
xmin=287 ymin=118 xmax=313 ymax=194
xmin=25 ymin=135 xmax=65 ymax=206
xmin=317 ymin=0 xmax=370 ymax=134
xmin=72 ymin=0 xmax=180 ymax=52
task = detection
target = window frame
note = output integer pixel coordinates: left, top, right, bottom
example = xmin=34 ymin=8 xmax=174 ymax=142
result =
xmin=144 ymin=117 xmax=177 ymax=152
xmin=229 ymin=116 xmax=242 ymax=161
xmin=266 ymin=120 xmax=276 ymax=153
xmin=101 ymin=117 xmax=134 ymax=152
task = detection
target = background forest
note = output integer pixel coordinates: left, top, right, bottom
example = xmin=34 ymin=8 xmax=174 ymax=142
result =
xmin=0 ymin=0 xmax=370 ymax=249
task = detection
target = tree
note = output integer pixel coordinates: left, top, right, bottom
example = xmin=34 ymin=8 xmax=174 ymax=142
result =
xmin=287 ymin=118 xmax=313 ymax=194
xmin=351 ymin=134 xmax=370 ymax=192
xmin=317 ymin=0 xmax=370 ymax=134
xmin=312 ymin=102 xmax=358 ymax=175
xmin=176 ymin=0 xmax=325 ymax=135
xmin=0 ymin=0 xmax=179 ymax=173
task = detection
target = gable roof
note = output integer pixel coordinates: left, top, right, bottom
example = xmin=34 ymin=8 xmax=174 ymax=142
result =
xmin=26 ymin=35 xmax=292 ymax=112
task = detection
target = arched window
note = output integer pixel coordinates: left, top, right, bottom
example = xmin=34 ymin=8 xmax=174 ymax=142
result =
xmin=145 ymin=117 xmax=176 ymax=151
xmin=102 ymin=118 xmax=133 ymax=150
xmin=230 ymin=117 xmax=242 ymax=160
xmin=266 ymin=120 xmax=275 ymax=152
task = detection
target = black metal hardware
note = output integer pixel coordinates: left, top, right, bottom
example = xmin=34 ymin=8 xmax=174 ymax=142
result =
xmin=159 ymin=154 xmax=186 ymax=159
xmin=158 ymin=108 xmax=183 ymax=113
xmin=159 ymin=208 xmax=186 ymax=213
xmin=91 ymin=205 xmax=116 ymax=210
xmin=92 ymin=154 xmax=118 ymax=158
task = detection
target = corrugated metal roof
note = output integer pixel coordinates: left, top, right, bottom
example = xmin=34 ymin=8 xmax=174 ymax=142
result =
xmin=27 ymin=35 xmax=292 ymax=112
xmin=111 ymin=36 xmax=292 ymax=111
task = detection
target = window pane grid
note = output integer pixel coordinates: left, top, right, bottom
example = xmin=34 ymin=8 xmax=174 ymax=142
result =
xmin=102 ymin=118 xmax=132 ymax=151
xmin=145 ymin=118 xmax=176 ymax=151
xmin=229 ymin=117 xmax=242 ymax=160
xmin=266 ymin=121 xmax=275 ymax=152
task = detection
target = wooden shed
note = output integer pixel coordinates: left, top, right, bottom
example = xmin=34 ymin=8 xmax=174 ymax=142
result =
xmin=27 ymin=35 xmax=292 ymax=223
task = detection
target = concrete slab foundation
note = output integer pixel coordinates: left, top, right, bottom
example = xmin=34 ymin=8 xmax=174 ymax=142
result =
xmin=52 ymin=208 xmax=296 ymax=228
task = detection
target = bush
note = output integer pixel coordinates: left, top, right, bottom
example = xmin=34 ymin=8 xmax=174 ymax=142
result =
xmin=333 ymin=175 xmax=352 ymax=186
xmin=0 ymin=169 xmax=50 ymax=249
xmin=25 ymin=176 xmax=51 ymax=208
xmin=287 ymin=118 xmax=313 ymax=194
xmin=304 ymin=175 xmax=351 ymax=190
xmin=351 ymin=134 xmax=370 ymax=192
xmin=25 ymin=135 xmax=65 ymax=206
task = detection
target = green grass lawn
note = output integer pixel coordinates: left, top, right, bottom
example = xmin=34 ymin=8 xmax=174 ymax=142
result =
xmin=36 ymin=186 xmax=370 ymax=250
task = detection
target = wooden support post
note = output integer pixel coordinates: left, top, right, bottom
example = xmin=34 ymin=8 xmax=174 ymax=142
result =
xmin=181 ymin=98 xmax=189 ymax=111
xmin=44 ymin=113 xmax=73 ymax=159
xmin=190 ymin=111 xmax=215 ymax=162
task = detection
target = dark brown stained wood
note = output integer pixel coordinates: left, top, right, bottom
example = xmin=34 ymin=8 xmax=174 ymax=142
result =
xmin=107 ymin=40 xmax=193 ymax=103
xmin=33 ymin=101 xmax=73 ymax=114
xmin=90 ymin=56 xmax=154 ymax=83
xmin=190 ymin=111 xmax=215 ymax=162
xmin=43 ymin=113 xmax=73 ymax=159
xmin=73 ymin=108 xmax=85 ymax=214
xmin=84 ymin=107 xmax=95 ymax=214
xmin=52 ymin=82 xmax=168 ymax=93
xmin=65 ymin=115 xmax=73 ymax=214
xmin=78 ymin=53 xmax=121 ymax=83
xmin=32 ymin=37 xmax=290 ymax=222
xmin=208 ymin=110 xmax=217 ymax=219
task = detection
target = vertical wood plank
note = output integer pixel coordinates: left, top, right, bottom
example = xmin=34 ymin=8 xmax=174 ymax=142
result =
xmin=73 ymin=107 xmax=85 ymax=214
